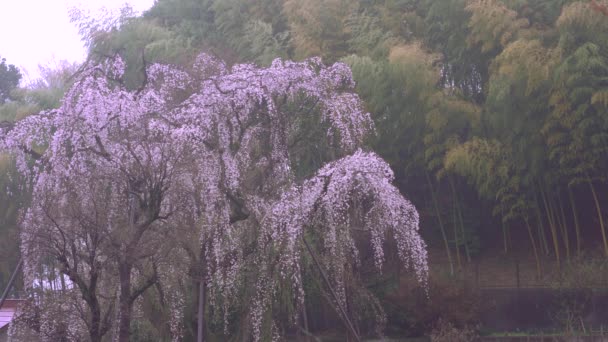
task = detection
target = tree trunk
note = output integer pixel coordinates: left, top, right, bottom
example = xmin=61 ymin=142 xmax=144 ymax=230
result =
xmin=86 ymin=265 xmax=103 ymax=342
xmin=197 ymin=277 xmax=206 ymax=342
xmin=89 ymin=299 xmax=102 ymax=342
xmin=198 ymin=240 xmax=208 ymax=342
xmin=118 ymin=263 xmax=133 ymax=342
xmin=60 ymin=274 xmax=66 ymax=291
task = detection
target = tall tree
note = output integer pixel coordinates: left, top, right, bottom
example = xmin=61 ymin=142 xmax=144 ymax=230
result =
xmin=0 ymin=57 xmax=21 ymax=104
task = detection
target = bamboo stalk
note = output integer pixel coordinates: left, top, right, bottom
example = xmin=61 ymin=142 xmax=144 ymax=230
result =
xmin=541 ymin=186 xmax=561 ymax=270
xmin=501 ymin=207 xmax=509 ymax=254
xmin=557 ymin=192 xmax=571 ymax=262
xmin=568 ymin=186 xmax=582 ymax=256
xmin=450 ymin=177 xmax=471 ymax=263
xmin=453 ymin=202 xmax=462 ymax=270
xmin=525 ymin=217 xmax=542 ymax=279
xmin=533 ymin=189 xmax=550 ymax=255
xmin=426 ymin=172 xmax=454 ymax=275
xmin=588 ymin=175 xmax=608 ymax=257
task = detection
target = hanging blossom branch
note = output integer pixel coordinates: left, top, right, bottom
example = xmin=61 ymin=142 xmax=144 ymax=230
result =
xmin=1 ymin=52 xmax=427 ymax=341
xmin=265 ymin=150 xmax=427 ymax=284
xmin=255 ymin=150 xmax=428 ymax=340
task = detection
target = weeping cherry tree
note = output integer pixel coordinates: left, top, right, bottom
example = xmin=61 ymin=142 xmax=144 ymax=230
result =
xmin=0 ymin=53 xmax=427 ymax=341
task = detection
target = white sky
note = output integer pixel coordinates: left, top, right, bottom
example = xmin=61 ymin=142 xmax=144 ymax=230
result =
xmin=0 ymin=0 xmax=156 ymax=84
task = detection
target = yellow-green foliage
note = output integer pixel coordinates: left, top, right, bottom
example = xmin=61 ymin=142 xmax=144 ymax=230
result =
xmin=491 ymin=39 xmax=556 ymax=96
xmin=466 ymin=0 xmax=530 ymax=52
xmin=542 ymin=39 xmax=608 ymax=180
xmin=388 ymin=42 xmax=442 ymax=100
xmin=444 ymin=138 xmax=506 ymax=197
xmin=556 ymin=1 xmax=608 ymax=52
xmin=424 ymin=95 xmax=481 ymax=174
xmin=591 ymin=89 xmax=608 ymax=108
xmin=283 ymin=0 xmax=358 ymax=61
xmin=444 ymin=138 xmax=528 ymax=220
xmin=557 ymin=1 xmax=608 ymax=33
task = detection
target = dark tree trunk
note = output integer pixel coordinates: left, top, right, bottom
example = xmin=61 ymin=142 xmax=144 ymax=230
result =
xmin=118 ymin=263 xmax=133 ymax=342
xmin=197 ymin=277 xmax=206 ymax=342
xmin=197 ymin=239 xmax=208 ymax=342
xmin=88 ymin=293 xmax=102 ymax=342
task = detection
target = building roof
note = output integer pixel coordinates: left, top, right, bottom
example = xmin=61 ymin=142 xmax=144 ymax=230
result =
xmin=0 ymin=299 xmax=23 ymax=331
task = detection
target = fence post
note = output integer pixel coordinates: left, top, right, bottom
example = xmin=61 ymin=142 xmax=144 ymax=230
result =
xmin=475 ymin=260 xmax=480 ymax=288
xmin=515 ymin=258 xmax=521 ymax=289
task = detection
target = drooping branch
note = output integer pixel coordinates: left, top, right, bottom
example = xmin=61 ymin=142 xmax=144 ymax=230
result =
xmin=302 ymin=236 xmax=361 ymax=342
xmin=129 ymin=266 xmax=158 ymax=304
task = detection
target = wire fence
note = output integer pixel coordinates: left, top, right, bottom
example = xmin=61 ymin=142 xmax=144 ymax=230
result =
xmin=428 ymin=253 xmax=608 ymax=290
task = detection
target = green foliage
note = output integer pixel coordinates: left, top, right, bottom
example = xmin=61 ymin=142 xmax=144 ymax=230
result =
xmin=444 ymin=136 xmax=532 ymax=224
xmin=0 ymin=154 xmax=23 ymax=293
xmin=238 ymin=20 xmax=289 ymax=65
xmin=345 ymin=9 xmax=396 ymax=59
xmin=556 ymin=1 xmax=608 ymax=55
xmin=421 ymin=0 xmax=487 ymax=102
xmin=444 ymin=138 xmax=506 ymax=201
xmin=0 ymin=56 xmax=21 ymax=104
xmin=284 ymin=0 xmax=357 ymax=61
xmin=466 ymin=0 xmax=530 ymax=53
xmin=0 ymin=61 xmax=78 ymax=121
xmin=502 ymin=0 xmax=576 ymax=27
xmin=344 ymin=43 xmax=438 ymax=183
xmin=545 ymin=41 xmax=608 ymax=183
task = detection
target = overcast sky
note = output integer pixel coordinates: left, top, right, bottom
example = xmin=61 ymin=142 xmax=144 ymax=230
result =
xmin=0 ymin=0 xmax=155 ymax=84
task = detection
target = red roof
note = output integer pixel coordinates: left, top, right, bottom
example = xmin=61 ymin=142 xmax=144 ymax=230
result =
xmin=0 ymin=299 xmax=23 ymax=331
